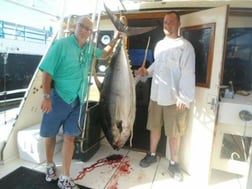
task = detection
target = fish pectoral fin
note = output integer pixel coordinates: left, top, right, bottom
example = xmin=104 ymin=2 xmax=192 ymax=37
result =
xmin=130 ymin=129 xmax=133 ymax=147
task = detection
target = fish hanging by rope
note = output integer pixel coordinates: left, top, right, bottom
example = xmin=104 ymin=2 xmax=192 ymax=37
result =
xmin=94 ymin=39 xmax=136 ymax=150
xmin=104 ymin=2 xmax=157 ymax=36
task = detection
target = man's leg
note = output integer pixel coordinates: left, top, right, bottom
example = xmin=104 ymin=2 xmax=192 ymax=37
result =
xmin=57 ymin=134 xmax=79 ymax=189
xmin=140 ymin=129 xmax=161 ymax=168
xmin=165 ymin=105 xmax=187 ymax=181
xmin=140 ymin=100 xmax=162 ymax=168
xmin=61 ymin=135 xmax=75 ymax=176
xmin=45 ymin=137 xmax=56 ymax=163
xmin=169 ymin=136 xmax=181 ymax=162
xmin=150 ymin=129 xmax=161 ymax=154
xmin=45 ymin=137 xmax=57 ymax=182
xmin=57 ymin=101 xmax=80 ymax=189
xmin=168 ymin=133 xmax=184 ymax=181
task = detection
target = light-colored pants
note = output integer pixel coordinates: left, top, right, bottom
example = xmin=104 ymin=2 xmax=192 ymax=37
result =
xmin=147 ymin=100 xmax=188 ymax=137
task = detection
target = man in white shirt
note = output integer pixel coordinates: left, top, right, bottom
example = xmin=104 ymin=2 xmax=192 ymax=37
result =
xmin=137 ymin=11 xmax=195 ymax=182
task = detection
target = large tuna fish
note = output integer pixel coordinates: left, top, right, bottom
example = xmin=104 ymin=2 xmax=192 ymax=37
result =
xmin=94 ymin=39 xmax=136 ymax=150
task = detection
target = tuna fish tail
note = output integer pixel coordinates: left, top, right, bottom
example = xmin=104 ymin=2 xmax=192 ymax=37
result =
xmin=104 ymin=2 xmax=157 ymax=36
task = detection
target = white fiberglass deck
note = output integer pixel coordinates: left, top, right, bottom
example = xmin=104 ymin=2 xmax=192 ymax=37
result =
xmin=0 ymin=138 xmax=247 ymax=189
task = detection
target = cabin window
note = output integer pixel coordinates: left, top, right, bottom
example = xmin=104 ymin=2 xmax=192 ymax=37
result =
xmin=223 ymin=28 xmax=252 ymax=91
xmin=181 ymin=23 xmax=216 ymax=88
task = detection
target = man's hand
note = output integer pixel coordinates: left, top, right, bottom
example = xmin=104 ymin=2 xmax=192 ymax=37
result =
xmin=176 ymin=99 xmax=186 ymax=110
xmin=114 ymin=31 xmax=123 ymax=40
xmin=136 ymin=67 xmax=148 ymax=77
xmin=41 ymin=99 xmax=52 ymax=113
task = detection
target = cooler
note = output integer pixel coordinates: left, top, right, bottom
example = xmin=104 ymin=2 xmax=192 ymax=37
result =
xmin=17 ymin=124 xmax=63 ymax=164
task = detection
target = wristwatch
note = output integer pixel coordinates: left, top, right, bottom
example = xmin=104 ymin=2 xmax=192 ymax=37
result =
xmin=43 ymin=94 xmax=51 ymax=99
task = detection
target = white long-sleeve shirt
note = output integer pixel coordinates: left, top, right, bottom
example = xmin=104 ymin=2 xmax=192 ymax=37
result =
xmin=147 ymin=36 xmax=195 ymax=108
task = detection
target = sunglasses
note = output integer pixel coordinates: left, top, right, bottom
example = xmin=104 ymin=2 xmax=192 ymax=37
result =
xmin=79 ymin=51 xmax=84 ymax=63
xmin=78 ymin=23 xmax=92 ymax=32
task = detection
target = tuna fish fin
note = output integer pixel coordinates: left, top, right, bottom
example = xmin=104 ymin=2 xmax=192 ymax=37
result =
xmin=129 ymin=129 xmax=133 ymax=147
xmin=104 ymin=3 xmax=157 ymax=36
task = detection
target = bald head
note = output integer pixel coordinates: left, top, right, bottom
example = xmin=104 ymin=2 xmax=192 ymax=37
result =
xmin=75 ymin=16 xmax=93 ymax=32
xmin=77 ymin=16 xmax=92 ymax=26
xmin=74 ymin=16 xmax=93 ymax=47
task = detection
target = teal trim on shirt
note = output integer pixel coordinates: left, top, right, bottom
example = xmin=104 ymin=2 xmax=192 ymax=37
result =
xmin=39 ymin=35 xmax=103 ymax=104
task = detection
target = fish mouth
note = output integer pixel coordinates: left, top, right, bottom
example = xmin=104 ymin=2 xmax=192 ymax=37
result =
xmin=112 ymin=144 xmax=120 ymax=151
xmin=112 ymin=137 xmax=123 ymax=150
xmin=112 ymin=136 xmax=129 ymax=150
xmin=103 ymin=127 xmax=123 ymax=150
xmin=112 ymin=141 xmax=124 ymax=151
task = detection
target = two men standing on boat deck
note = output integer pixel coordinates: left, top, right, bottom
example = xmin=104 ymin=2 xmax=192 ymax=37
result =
xmin=39 ymin=16 xmax=120 ymax=189
xmin=137 ymin=11 xmax=195 ymax=181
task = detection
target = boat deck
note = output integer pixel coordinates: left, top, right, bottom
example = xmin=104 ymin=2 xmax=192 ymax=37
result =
xmin=0 ymin=138 xmax=247 ymax=189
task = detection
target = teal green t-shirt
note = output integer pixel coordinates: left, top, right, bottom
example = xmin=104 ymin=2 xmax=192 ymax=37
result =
xmin=39 ymin=35 xmax=103 ymax=104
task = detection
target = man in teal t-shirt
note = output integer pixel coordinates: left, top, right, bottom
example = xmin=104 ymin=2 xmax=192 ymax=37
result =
xmin=40 ymin=34 xmax=103 ymax=104
xmin=39 ymin=16 xmax=120 ymax=189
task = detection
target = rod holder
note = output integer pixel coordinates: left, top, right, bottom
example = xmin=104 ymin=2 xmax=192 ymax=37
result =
xmin=239 ymin=110 xmax=252 ymax=122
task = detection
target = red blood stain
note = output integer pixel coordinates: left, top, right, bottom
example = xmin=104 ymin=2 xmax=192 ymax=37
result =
xmin=107 ymin=157 xmax=131 ymax=189
xmin=75 ymin=154 xmax=131 ymax=183
xmin=119 ymin=161 xmax=130 ymax=173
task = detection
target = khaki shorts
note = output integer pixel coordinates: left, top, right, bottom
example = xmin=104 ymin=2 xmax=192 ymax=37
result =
xmin=146 ymin=100 xmax=188 ymax=137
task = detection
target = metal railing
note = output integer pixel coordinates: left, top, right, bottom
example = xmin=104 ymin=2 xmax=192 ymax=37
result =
xmin=0 ymin=20 xmax=52 ymax=44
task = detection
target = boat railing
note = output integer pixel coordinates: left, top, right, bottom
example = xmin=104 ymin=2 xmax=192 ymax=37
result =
xmin=0 ymin=20 xmax=52 ymax=44
xmin=0 ymin=88 xmax=27 ymax=106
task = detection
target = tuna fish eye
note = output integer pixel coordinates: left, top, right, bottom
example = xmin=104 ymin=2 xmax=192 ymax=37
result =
xmin=116 ymin=120 xmax=123 ymax=133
